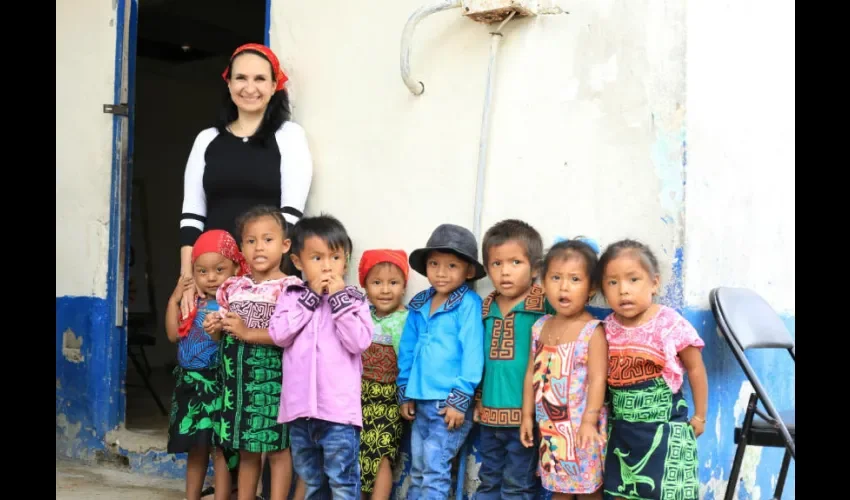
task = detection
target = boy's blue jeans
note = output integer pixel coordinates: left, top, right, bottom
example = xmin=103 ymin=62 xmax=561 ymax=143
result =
xmin=408 ymin=399 xmax=474 ymax=500
xmin=289 ymin=418 xmax=361 ymax=499
xmin=474 ymin=425 xmax=539 ymax=499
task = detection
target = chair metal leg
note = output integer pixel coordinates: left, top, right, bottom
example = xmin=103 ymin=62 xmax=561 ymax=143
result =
xmin=725 ymin=393 xmax=759 ymax=500
xmin=128 ymin=349 xmax=168 ymax=416
xmin=772 ymin=447 xmax=792 ymax=499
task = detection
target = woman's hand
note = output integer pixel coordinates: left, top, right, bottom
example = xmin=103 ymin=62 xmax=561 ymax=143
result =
xmin=180 ymin=275 xmax=199 ymax=320
xmin=171 ymin=276 xmax=194 ymax=308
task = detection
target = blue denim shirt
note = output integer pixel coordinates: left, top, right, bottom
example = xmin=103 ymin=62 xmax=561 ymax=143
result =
xmin=396 ymin=284 xmax=485 ymax=413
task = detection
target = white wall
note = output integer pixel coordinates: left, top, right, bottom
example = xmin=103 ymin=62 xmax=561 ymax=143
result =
xmin=271 ymin=0 xmax=687 ymax=300
xmin=56 ymin=0 xmax=119 ymax=298
xmin=684 ymin=1 xmax=795 ymax=313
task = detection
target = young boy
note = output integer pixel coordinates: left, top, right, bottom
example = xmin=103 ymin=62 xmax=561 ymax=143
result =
xmin=473 ymin=219 xmax=551 ymax=499
xmin=397 ymin=223 xmax=487 ymax=498
xmin=267 ymin=214 xmax=374 ymax=498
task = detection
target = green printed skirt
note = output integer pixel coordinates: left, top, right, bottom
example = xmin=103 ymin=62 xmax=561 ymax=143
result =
xmin=212 ymin=336 xmax=289 ymax=453
xmin=167 ymin=366 xmax=238 ymax=468
xmin=604 ymin=378 xmax=699 ymax=500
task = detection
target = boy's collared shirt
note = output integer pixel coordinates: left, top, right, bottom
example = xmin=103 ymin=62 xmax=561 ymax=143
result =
xmin=396 ymin=283 xmax=485 ymax=414
xmin=269 ymin=283 xmax=374 ymax=428
xmin=477 ymin=284 xmax=552 ymax=427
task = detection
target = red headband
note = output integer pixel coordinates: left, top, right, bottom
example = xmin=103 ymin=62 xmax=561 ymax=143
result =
xmin=178 ymin=230 xmax=248 ymax=337
xmin=191 ymin=230 xmax=250 ymax=276
xmin=222 ymin=43 xmax=288 ymax=91
xmin=359 ymin=249 xmax=410 ymax=287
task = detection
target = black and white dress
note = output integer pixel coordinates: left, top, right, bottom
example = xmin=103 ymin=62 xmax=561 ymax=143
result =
xmin=180 ymin=121 xmax=313 ymax=245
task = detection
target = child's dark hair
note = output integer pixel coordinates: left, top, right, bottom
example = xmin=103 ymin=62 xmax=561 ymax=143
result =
xmin=235 ymin=205 xmax=287 ymax=241
xmin=542 ymin=237 xmax=599 ymax=279
xmin=594 ymin=239 xmax=661 ymax=287
xmin=482 ymin=219 xmax=544 ymax=272
xmin=289 ymin=214 xmax=353 ymax=257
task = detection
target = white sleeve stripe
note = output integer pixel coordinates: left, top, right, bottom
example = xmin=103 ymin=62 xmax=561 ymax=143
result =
xmin=181 ymin=128 xmax=218 ymax=228
xmin=180 ymin=219 xmax=205 ymax=231
xmin=276 ymin=122 xmax=313 ymax=224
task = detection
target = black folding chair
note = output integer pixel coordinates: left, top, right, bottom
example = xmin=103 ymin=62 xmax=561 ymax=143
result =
xmin=709 ymin=287 xmax=794 ymax=500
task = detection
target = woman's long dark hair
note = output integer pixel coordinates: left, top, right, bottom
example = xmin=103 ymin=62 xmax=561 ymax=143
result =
xmin=215 ymin=49 xmax=291 ymax=147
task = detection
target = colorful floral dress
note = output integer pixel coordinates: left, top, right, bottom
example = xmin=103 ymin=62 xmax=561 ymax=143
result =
xmin=212 ymin=275 xmax=302 ymax=454
xmin=359 ymin=307 xmax=407 ymax=493
xmin=531 ymin=316 xmax=607 ymax=494
xmin=603 ymin=305 xmax=705 ymax=500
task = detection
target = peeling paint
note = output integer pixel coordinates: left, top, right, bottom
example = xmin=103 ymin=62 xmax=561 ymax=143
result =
xmin=463 ymin=445 xmax=482 ymax=497
xmin=62 ymin=328 xmax=85 ymax=363
xmin=733 ymin=381 xmax=755 ymax=424
xmin=57 ymin=413 xmax=83 ymax=444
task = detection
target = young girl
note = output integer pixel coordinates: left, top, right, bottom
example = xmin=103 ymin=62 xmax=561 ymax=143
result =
xmin=357 ymin=249 xmax=410 ymax=499
xmin=206 ymin=205 xmax=302 ymax=500
xmin=596 ymin=239 xmax=707 ymax=500
xmin=520 ymin=238 xmax=608 ymax=499
xmin=165 ymin=229 xmax=247 ymax=500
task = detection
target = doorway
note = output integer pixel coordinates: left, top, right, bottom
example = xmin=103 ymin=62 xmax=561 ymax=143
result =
xmin=124 ymin=0 xmax=266 ymax=437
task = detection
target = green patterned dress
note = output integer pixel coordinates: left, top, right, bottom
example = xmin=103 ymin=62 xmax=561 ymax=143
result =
xmin=602 ymin=306 xmax=705 ymax=500
xmin=359 ymin=307 xmax=407 ymax=493
xmin=212 ymin=275 xmax=301 ymax=454
xmin=167 ymin=298 xmax=233 ymax=464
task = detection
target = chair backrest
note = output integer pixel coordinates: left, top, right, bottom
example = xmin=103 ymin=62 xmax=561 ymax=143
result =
xmin=710 ymin=287 xmax=794 ymax=351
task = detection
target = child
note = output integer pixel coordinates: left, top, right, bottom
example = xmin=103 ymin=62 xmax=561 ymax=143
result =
xmin=357 ymin=249 xmax=410 ymax=499
xmin=474 ymin=219 xmax=550 ymax=499
xmin=165 ymin=229 xmax=247 ymax=500
xmin=520 ymin=238 xmax=608 ymax=499
xmin=595 ymin=239 xmax=707 ymax=500
xmin=397 ymin=223 xmax=487 ymax=498
xmin=264 ymin=214 xmax=373 ymax=498
xmin=206 ymin=205 xmax=301 ymax=500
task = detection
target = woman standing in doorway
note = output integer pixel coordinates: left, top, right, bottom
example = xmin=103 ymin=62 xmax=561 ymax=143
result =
xmin=178 ymin=43 xmax=311 ymax=500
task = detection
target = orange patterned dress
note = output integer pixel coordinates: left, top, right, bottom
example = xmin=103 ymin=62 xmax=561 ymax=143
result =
xmin=532 ymin=316 xmax=608 ymax=494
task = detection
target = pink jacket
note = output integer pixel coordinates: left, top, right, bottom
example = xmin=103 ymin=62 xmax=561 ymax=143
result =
xmin=269 ymin=283 xmax=373 ymax=427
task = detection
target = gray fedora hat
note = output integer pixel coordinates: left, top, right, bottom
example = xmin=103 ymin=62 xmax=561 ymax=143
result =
xmin=409 ymin=224 xmax=487 ymax=281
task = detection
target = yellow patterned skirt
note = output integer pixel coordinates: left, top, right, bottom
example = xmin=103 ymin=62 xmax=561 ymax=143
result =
xmin=359 ymin=378 xmax=403 ymax=493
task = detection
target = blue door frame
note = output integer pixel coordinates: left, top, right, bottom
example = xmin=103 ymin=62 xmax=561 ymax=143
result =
xmin=104 ymin=0 xmax=276 ymax=432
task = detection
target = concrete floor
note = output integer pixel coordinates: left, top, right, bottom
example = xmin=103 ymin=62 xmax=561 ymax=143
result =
xmin=56 ymin=458 xmax=185 ymax=499
xmin=56 ymin=365 xmax=186 ymax=499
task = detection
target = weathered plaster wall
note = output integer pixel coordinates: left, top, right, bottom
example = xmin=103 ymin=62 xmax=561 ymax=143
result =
xmin=56 ymin=1 xmax=117 ymax=299
xmin=684 ymin=0 xmax=795 ymax=498
xmin=270 ymin=0 xmax=685 ymax=301
xmin=56 ymin=0 xmax=122 ymax=460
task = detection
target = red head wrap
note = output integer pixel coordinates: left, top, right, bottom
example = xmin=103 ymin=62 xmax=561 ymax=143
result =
xmin=222 ymin=43 xmax=288 ymax=91
xmin=358 ymin=249 xmax=410 ymax=288
xmin=178 ymin=230 xmax=249 ymax=337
